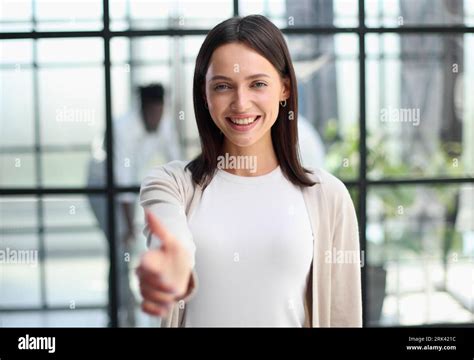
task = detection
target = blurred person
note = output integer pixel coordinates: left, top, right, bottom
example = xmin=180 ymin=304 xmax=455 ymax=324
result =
xmin=86 ymin=83 xmax=181 ymax=327
xmin=298 ymin=114 xmax=325 ymax=170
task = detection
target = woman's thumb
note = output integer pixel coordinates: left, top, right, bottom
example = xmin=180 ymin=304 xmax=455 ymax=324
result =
xmin=145 ymin=210 xmax=174 ymax=249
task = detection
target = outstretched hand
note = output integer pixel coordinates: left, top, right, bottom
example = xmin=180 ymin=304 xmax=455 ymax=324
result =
xmin=136 ymin=210 xmax=192 ymax=317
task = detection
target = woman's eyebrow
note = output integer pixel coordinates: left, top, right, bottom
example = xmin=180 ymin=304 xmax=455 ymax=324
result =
xmin=209 ymin=73 xmax=271 ymax=81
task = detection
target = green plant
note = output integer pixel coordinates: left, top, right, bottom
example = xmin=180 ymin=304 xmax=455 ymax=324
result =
xmin=323 ymin=121 xmax=464 ymax=267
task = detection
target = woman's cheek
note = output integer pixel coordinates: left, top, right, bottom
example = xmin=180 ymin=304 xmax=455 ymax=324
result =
xmin=257 ymin=91 xmax=277 ymax=110
xmin=207 ymin=96 xmax=222 ymax=117
xmin=209 ymin=93 xmax=228 ymax=112
xmin=257 ymin=93 xmax=279 ymax=123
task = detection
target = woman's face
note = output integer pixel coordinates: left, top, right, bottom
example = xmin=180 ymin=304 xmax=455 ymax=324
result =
xmin=204 ymin=42 xmax=290 ymax=149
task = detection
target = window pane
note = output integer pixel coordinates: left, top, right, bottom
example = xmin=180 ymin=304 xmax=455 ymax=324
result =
xmin=0 ymin=233 xmax=41 ymax=307
xmin=37 ymin=38 xmax=104 ymax=64
xmin=35 ymin=39 xmax=105 ymax=188
xmin=0 ymin=40 xmax=35 ymax=147
xmin=0 ymin=39 xmax=33 ymax=63
xmin=0 ymin=309 xmax=108 ymax=327
xmin=0 ymin=0 xmax=33 ymax=32
xmin=43 ymin=196 xmax=98 ymax=228
xmin=112 ymin=37 xmax=170 ymax=63
xmin=0 ymin=70 xmax=35 ymax=147
xmin=42 ymin=152 xmax=91 ymax=187
xmin=109 ymin=0 xmax=233 ymax=30
xmin=0 ymin=196 xmax=38 ymax=229
xmin=366 ymin=0 xmax=474 ymax=27
xmin=239 ymin=0 xmax=359 ymax=27
xmin=43 ymin=195 xmax=108 ymax=308
xmin=182 ymin=36 xmax=204 ymax=148
xmin=38 ymin=47 xmax=104 ymax=152
xmin=366 ymin=184 xmax=474 ymax=326
xmin=0 ymin=153 xmax=36 ymax=188
xmin=288 ymin=33 xmax=359 ymax=179
xmin=366 ymin=34 xmax=473 ymax=180
xmin=1 ymin=196 xmax=40 ymax=309
xmin=0 ymin=196 xmax=40 ymax=307
xmin=0 ymin=0 xmax=103 ymax=32
xmin=35 ymin=0 xmax=102 ymax=31
xmin=0 ymin=41 xmax=36 ymax=187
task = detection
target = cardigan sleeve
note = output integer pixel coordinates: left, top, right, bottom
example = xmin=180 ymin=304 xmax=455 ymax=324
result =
xmin=329 ymin=180 xmax=363 ymax=327
xmin=139 ymin=160 xmax=198 ymax=302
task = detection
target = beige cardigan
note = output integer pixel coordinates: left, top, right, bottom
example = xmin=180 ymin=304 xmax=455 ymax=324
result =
xmin=139 ymin=161 xmax=362 ymax=327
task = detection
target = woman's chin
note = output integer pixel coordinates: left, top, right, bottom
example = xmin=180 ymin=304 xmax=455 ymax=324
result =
xmin=224 ymin=136 xmax=259 ymax=149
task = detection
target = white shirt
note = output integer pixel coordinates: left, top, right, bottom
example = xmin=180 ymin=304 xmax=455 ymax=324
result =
xmin=185 ymin=166 xmax=314 ymax=327
xmin=89 ymin=109 xmax=181 ymax=202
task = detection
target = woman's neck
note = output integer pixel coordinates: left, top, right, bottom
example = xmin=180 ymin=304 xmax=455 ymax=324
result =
xmin=220 ymin=136 xmax=278 ymax=177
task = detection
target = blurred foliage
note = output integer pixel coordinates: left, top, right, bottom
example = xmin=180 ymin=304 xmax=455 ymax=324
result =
xmin=323 ymin=118 xmax=359 ymax=179
xmin=323 ymin=120 xmax=465 ymax=265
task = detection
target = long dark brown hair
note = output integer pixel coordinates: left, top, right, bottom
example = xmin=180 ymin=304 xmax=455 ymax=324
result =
xmin=186 ymin=15 xmax=315 ymax=189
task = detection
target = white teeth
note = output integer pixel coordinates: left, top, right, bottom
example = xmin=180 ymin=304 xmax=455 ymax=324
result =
xmin=229 ymin=116 xmax=258 ymax=125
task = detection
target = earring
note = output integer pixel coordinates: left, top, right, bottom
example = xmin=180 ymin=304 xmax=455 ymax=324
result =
xmin=280 ymin=99 xmax=287 ymax=108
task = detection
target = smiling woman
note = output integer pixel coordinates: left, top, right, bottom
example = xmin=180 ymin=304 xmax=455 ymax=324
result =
xmin=188 ymin=15 xmax=315 ymax=187
xmin=136 ymin=15 xmax=362 ymax=328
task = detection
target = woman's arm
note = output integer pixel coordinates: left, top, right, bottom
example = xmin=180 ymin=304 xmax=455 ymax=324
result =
xmin=137 ymin=161 xmax=199 ymax=316
xmin=139 ymin=161 xmax=196 ymax=261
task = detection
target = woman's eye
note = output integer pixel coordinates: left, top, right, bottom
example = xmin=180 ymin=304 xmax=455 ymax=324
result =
xmin=214 ymin=84 xmax=230 ymax=91
xmin=252 ymin=82 xmax=267 ymax=88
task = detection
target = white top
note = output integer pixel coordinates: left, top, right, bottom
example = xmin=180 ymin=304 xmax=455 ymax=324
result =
xmin=184 ymin=166 xmax=314 ymax=327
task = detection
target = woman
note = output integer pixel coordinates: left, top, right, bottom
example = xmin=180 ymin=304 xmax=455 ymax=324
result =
xmin=136 ymin=15 xmax=362 ymax=327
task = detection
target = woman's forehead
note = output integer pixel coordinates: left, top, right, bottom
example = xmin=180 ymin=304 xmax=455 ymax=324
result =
xmin=206 ymin=43 xmax=278 ymax=79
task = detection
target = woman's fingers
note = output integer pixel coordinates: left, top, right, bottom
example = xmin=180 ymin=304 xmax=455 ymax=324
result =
xmin=140 ymin=283 xmax=176 ymax=305
xmin=136 ymin=250 xmax=177 ymax=292
xmin=141 ymin=300 xmax=172 ymax=317
xmin=135 ymin=266 xmax=176 ymax=294
xmin=138 ymin=249 xmax=162 ymax=274
xmin=138 ymin=266 xmax=177 ymax=317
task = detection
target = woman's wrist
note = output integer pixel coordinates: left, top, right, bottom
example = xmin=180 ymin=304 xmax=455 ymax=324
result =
xmin=175 ymin=270 xmax=197 ymax=302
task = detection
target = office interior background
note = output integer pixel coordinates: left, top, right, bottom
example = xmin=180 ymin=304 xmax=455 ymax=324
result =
xmin=0 ymin=0 xmax=473 ymax=327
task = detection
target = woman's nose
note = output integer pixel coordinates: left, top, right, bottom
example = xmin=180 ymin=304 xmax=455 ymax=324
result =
xmin=230 ymin=87 xmax=251 ymax=111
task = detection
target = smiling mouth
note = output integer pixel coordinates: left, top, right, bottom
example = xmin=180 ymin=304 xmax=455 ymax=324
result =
xmin=225 ymin=115 xmax=261 ymax=125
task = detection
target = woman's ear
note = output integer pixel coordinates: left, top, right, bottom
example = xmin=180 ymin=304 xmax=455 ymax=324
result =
xmin=280 ymin=77 xmax=290 ymax=101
